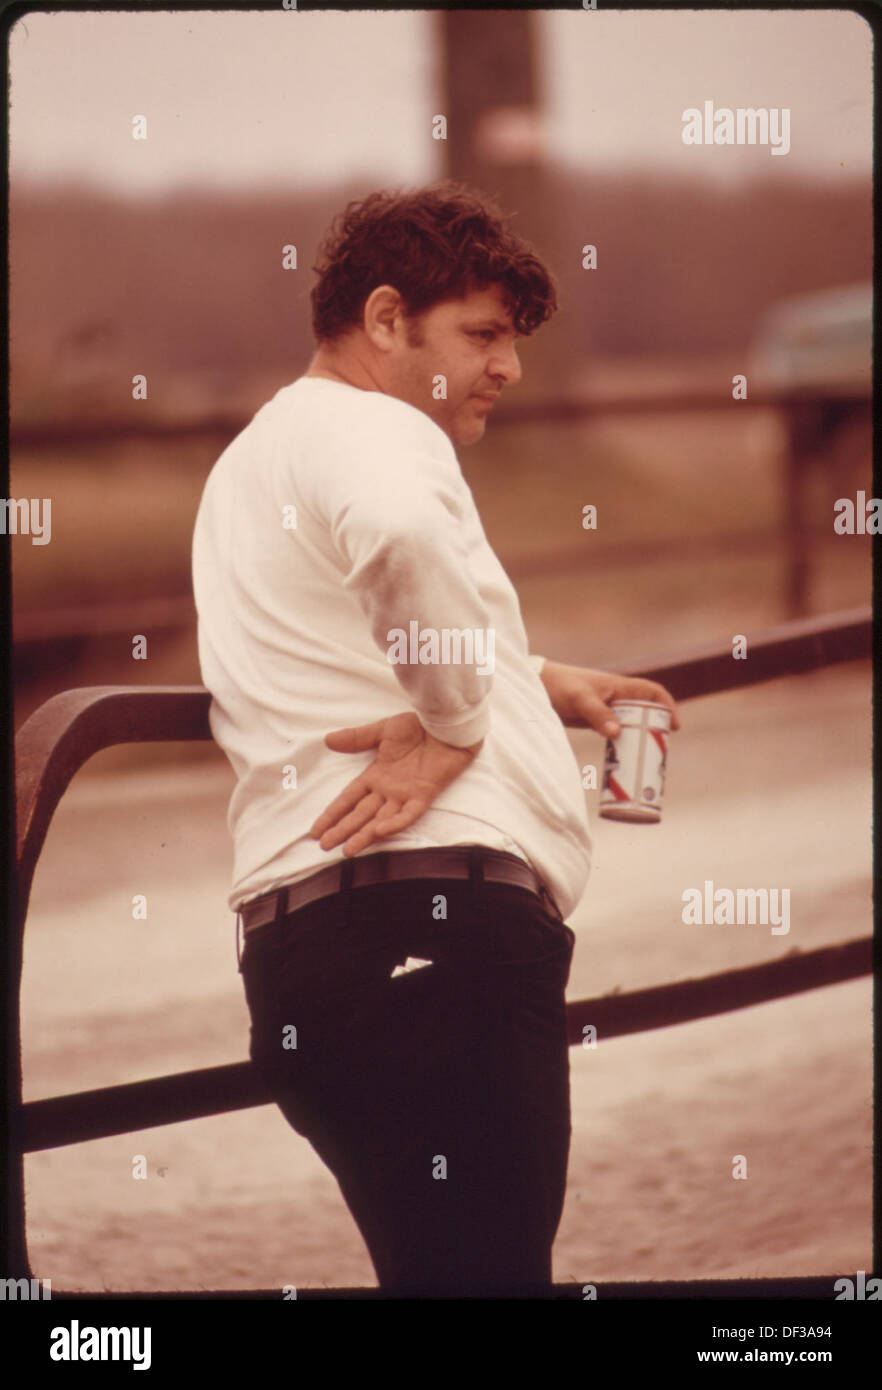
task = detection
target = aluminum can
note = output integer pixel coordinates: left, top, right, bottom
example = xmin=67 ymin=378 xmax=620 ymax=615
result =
xmin=599 ymin=700 xmax=671 ymax=823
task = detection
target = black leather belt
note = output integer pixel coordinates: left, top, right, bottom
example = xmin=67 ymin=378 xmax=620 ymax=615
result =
xmin=240 ymin=845 xmax=558 ymax=936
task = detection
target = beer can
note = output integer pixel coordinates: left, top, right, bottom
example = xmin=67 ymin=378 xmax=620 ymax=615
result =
xmin=599 ymin=700 xmax=671 ymax=823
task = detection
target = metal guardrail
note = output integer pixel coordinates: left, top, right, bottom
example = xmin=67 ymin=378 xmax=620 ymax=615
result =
xmin=7 ymin=606 xmax=873 ymax=1277
xmin=20 ymin=937 xmax=872 ymax=1154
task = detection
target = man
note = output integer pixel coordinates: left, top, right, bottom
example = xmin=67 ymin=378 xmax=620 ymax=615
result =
xmin=192 ymin=182 xmax=679 ymax=1297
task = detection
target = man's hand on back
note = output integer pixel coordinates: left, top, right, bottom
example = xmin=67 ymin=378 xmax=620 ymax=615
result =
xmin=309 ymin=711 xmax=483 ymax=857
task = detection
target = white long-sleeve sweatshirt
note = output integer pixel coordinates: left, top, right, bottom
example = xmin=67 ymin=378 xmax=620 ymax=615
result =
xmin=192 ymin=376 xmax=592 ymax=917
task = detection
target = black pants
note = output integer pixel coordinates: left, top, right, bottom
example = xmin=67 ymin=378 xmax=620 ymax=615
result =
xmin=239 ymin=848 xmax=576 ymax=1297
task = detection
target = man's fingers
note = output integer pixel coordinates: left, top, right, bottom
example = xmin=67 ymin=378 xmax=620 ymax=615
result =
xmin=648 ymin=685 xmax=681 ymax=731
xmin=324 ymin=721 xmax=385 ymax=753
xmin=309 ymin=779 xmax=374 ymax=838
xmin=373 ymin=798 xmax=427 ymax=833
xmin=627 ymin=680 xmax=681 ymax=731
xmin=577 ymin=683 xmax=680 ymax=737
xmin=575 ymin=693 xmax=620 ymax=737
xmin=318 ymin=791 xmax=385 ymax=849
xmin=341 ymin=798 xmax=428 ymax=856
xmin=309 ymin=785 xmax=362 ymax=838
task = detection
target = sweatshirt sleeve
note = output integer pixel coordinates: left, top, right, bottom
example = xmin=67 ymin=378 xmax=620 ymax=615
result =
xmin=528 ymin=653 xmax=547 ymax=677
xmin=309 ymin=401 xmax=495 ymax=747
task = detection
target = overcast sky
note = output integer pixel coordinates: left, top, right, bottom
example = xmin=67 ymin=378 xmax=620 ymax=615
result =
xmin=9 ymin=8 xmax=871 ymax=193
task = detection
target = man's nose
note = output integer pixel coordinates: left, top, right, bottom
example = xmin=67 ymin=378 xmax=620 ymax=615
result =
xmin=489 ymin=340 xmax=522 ymax=387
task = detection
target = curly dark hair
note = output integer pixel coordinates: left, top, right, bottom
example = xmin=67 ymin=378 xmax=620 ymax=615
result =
xmin=310 ymin=182 xmax=557 ymax=343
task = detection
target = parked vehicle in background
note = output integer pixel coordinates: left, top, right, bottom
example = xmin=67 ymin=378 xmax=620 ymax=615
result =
xmin=749 ymin=282 xmax=871 ymax=392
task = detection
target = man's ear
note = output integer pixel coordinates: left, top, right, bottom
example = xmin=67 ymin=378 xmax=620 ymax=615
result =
xmin=363 ymin=284 xmax=405 ymax=350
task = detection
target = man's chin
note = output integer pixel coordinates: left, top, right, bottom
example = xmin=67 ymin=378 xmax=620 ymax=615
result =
xmin=451 ymin=417 xmax=486 ymax=448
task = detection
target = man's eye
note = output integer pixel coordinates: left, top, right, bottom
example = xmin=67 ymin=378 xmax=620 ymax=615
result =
xmin=470 ymin=330 xmax=494 ymax=342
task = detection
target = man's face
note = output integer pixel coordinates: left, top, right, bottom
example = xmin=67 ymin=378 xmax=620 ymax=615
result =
xmin=383 ymin=283 xmax=524 ymax=447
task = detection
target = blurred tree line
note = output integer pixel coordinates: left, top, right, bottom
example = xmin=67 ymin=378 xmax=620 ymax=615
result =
xmin=10 ymin=168 xmax=870 ymax=423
